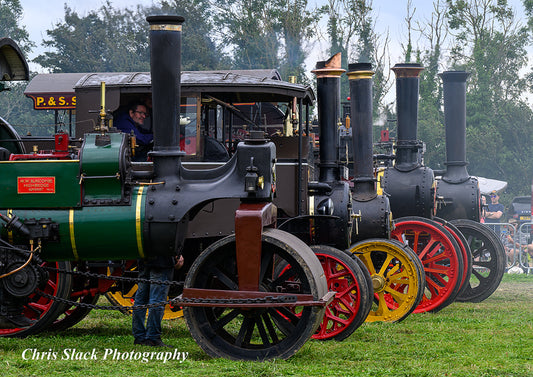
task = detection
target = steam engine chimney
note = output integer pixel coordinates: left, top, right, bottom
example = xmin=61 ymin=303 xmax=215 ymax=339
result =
xmin=381 ymin=63 xmax=435 ymax=218
xmin=440 ymin=71 xmax=470 ymax=183
xmin=147 ymin=15 xmax=185 ymax=178
xmin=144 ymin=15 xmax=187 ymax=256
xmin=347 ymin=62 xmax=392 ymax=240
xmin=311 ymin=53 xmax=345 ymax=183
xmin=435 ymin=71 xmax=480 ymax=221
xmin=348 ymin=62 xmax=376 ymax=200
xmin=391 ymin=63 xmax=425 ymax=170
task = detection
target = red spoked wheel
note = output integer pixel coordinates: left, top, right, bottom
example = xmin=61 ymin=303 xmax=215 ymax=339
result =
xmin=391 ymin=217 xmax=464 ymax=313
xmin=275 ymin=245 xmax=372 ymax=341
xmin=433 ymin=217 xmax=473 ymax=298
xmin=47 ymin=262 xmax=100 ymax=332
xmin=311 ymin=245 xmax=372 ymax=341
xmin=0 ymin=261 xmax=72 ymax=337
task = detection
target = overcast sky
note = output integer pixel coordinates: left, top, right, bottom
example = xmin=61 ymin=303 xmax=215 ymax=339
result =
xmin=17 ymin=0 xmax=529 ymax=82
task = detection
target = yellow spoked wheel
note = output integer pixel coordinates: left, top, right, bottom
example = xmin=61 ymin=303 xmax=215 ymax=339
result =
xmin=105 ymin=265 xmax=183 ymax=320
xmin=349 ymin=239 xmax=425 ymax=322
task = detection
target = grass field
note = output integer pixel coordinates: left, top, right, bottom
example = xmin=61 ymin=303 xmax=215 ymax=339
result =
xmin=1 ymin=274 xmax=532 ymax=377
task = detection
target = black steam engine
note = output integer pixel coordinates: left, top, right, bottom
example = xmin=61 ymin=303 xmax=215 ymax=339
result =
xmin=0 ymin=15 xmax=335 ymax=361
xmin=377 ymin=63 xmax=505 ymax=305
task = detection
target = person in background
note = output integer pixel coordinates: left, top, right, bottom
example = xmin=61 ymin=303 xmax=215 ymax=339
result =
xmin=484 ymin=190 xmax=504 ymax=234
xmin=115 ymin=101 xmax=153 ymax=161
xmin=480 ymin=195 xmax=487 ymax=223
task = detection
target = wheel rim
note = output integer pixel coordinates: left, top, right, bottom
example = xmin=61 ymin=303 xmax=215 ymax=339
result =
xmin=349 ymin=239 xmax=423 ymax=322
xmin=392 ymin=217 xmax=464 ymax=313
xmin=450 ymin=219 xmax=505 ymax=303
xmin=315 ymin=252 xmax=362 ymax=340
xmin=0 ymin=261 xmax=72 ymax=337
xmin=183 ymin=229 xmax=326 ymax=360
xmin=433 ymin=217 xmax=473 ymax=298
xmin=296 ymin=245 xmax=372 ymax=341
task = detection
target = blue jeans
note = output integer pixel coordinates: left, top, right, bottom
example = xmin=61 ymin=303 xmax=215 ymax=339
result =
xmin=132 ymin=266 xmax=173 ymax=341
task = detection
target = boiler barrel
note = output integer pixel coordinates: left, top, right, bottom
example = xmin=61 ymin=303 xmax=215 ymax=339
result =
xmin=1 ymin=187 xmax=146 ymax=261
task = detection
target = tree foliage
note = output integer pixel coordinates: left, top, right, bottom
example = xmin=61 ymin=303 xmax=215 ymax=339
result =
xmin=276 ymin=0 xmax=316 ymax=83
xmin=34 ymin=0 xmax=226 ymax=73
xmin=410 ymin=0 xmax=449 ymax=169
xmin=214 ymin=0 xmax=282 ymax=70
xmin=151 ymin=0 xmax=228 ymax=70
xmin=34 ymin=1 xmax=150 ymax=72
xmin=322 ymin=0 xmax=391 ymax=113
xmin=443 ymin=0 xmax=533 ymax=197
xmin=0 ymin=0 xmax=34 ymax=53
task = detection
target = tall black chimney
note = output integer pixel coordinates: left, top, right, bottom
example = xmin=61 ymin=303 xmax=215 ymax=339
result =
xmin=440 ymin=71 xmax=471 ymax=183
xmin=311 ymin=53 xmax=345 ymax=182
xmin=435 ymin=70 xmax=480 ymax=221
xmin=347 ymin=62 xmax=392 ymax=240
xmin=147 ymin=15 xmax=185 ymax=179
xmin=347 ymin=62 xmax=376 ymax=200
xmin=381 ymin=63 xmax=435 ymax=218
xmin=391 ymin=63 xmax=424 ymax=171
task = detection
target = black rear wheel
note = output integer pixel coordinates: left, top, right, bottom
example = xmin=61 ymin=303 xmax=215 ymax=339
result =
xmin=183 ymin=229 xmax=327 ymax=360
xmin=450 ymin=219 xmax=505 ymax=302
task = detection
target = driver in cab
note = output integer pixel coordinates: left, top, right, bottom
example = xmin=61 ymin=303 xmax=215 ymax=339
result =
xmin=115 ymin=101 xmax=153 ymax=161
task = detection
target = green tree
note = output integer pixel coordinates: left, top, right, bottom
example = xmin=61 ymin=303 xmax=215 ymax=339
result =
xmin=411 ymin=0 xmax=448 ymax=169
xmin=446 ymin=0 xmax=533 ymax=197
xmin=322 ymin=0 xmax=390 ymax=115
xmin=0 ymin=0 xmax=35 ymax=53
xmin=152 ymin=0 xmax=228 ymax=70
xmin=215 ymin=0 xmax=282 ymax=70
xmin=276 ymin=0 xmax=316 ymax=83
xmin=0 ymin=0 xmax=52 ymax=132
xmin=34 ymin=1 xmax=150 ymax=72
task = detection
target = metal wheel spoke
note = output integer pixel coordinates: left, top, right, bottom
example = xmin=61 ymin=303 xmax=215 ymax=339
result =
xmin=427 ymin=271 xmax=449 ymax=287
xmin=212 ymin=308 xmax=240 ymax=331
xmin=261 ymin=313 xmax=280 ymax=344
xmin=256 ymin=316 xmax=271 ymax=346
xmin=358 ymin=253 xmax=376 ymax=275
xmin=336 ymin=282 xmax=357 ymax=298
xmin=267 ymin=307 xmax=297 ymax=334
xmin=235 ymin=316 xmax=255 ymax=347
xmin=384 ymin=261 xmax=400 ymax=277
xmin=325 ymin=263 xmax=350 ymax=280
xmin=336 ymin=295 xmax=357 ymax=315
xmin=388 ymin=270 xmax=411 ymax=285
xmin=259 ymin=248 xmax=274 ymax=282
xmin=384 ymin=286 xmax=408 ymax=303
xmin=417 ymin=238 xmax=438 ymax=260
xmin=425 ymin=277 xmax=443 ymax=297
xmin=45 ymin=279 xmax=58 ymax=292
xmin=270 ymin=267 xmax=297 ymax=288
xmin=471 ymin=268 xmax=490 ymax=282
xmin=324 ymin=307 xmax=350 ymax=326
xmin=209 ymin=266 xmax=238 ymax=290
xmin=27 ymin=301 xmax=48 ymax=314
xmin=378 ymin=254 xmax=394 ymax=276
xmin=424 ymin=265 xmax=451 ymax=275
xmin=410 ymin=231 xmax=421 ymax=253
xmin=473 ymin=260 xmax=495 ymax=269
xmin=422 ymin=252 xmax=449 ymax=265
xmin=375 ymin=292 xmax=391 ymax=316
